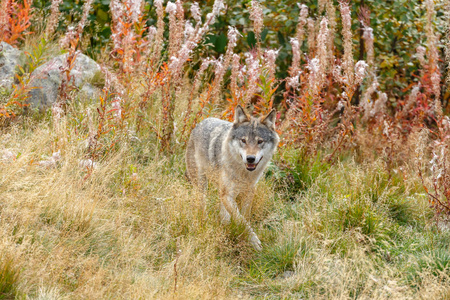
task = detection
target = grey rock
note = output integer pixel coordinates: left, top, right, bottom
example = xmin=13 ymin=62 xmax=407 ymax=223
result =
xmin=28 ymin=52 xmax=102 ymax=109
xmin=0 ymin=42 xmax=25 ymax=90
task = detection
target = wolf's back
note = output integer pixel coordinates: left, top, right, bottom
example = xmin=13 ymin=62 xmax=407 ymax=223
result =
xmin=185 ymin=118 xmax=231 ymax=182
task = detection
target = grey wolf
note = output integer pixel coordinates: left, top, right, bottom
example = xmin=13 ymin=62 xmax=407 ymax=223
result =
xmin=185 ymin=105 xmax=279 ymax=250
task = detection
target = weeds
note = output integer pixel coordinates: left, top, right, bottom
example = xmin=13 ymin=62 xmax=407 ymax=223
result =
xmin=1 ymin=0 xmax=450 ymax=298
xmin=417 ymin=119 xmax=450 ymax=222
xmin=0 ymin=0 xmax=32 ymax=45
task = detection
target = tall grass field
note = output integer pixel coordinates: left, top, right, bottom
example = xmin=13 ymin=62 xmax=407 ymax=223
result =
xmin=1 ymin=0 xmax=450 ymax=298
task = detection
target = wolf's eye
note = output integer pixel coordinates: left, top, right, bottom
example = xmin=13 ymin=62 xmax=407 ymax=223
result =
xmin=241 ymin=138 xmax=246 ymax=144
xmin=257 ymin=140 xmax=264 ymax=145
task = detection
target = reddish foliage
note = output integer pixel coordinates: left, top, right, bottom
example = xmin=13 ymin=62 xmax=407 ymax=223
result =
xmin=0 ymin=0 xmax=32 ymax=46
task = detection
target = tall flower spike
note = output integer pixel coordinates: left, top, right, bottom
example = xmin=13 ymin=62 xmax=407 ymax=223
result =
xmin=148 ymin=26 xmax=157 ymax=39
xmin=296 ymin=4 xmax=308 ymax=46
xmin=416 ymin=46 xmax=426 ymax=68
xmin=307 ymin=58 xmax=321 ymax=96
xmin=152 ymin=0 xmax=165 ymax=65
xmin=404 ymin=83 xmax=420 ymax=114
xmin=354 ymin=60 xmax=368 ymax=86
xmin=143 ymin=25 xmax=157 ymax=57
xmin=60 ymin=26 xmax=76 ymax=49
xmin=288 ymin=38 xmax=301 ymax=91
xmin=318 ymin=0 xmax=327 ymax=13
xmin=129 ymin=0 xmax=144 ymax=23
xmin=446 ymin=6 xmax=450 ymax=85
xmin=250 ymin=0 xmax=264 ymax=40
xmin=212 ymin=0 xmax=225 ymax=16
xmin=227 ymin=26 xmax=240 ymax=48
xmin=317 ymin=17 xmax=329 ymax=76
xmin=110 ymin=0 xmax=124 ymax=51
xmin=0 ymin=0 xmax=10 ymax=38
xmin=184 ymin=20 xmax=195 ymax=41
xmin=191 ymin=2 xmax=201 ymax=23
xmin=307 ymin=18 xmax=316 ymax=54
xmin=202 ymin=57 xmax=214 ymax=69
xmin=339 ymin=0 xmax=355 ymax=96
xmin=175 ymin=0 xmax=185 ymax=51
xmin=286 ymin=73 xmax=300 ymax=90
xmin=166 ymin=1 xmax=177 ymax=14
xmin=230 ymin=54 xmax=241 ymax=99
xmin=290 ymin=38 xmax=301 ymax=75
xmin=265 ymin=49 xmax=279 ymax=81
xmin=326 ymin=1 xmax=336 ymax=66
xmin=214 ymin=55 xmax=225 ymax=83
xmin=77 ymin=0 xmax=94 ymax=36
xmin=45 ymin=0 xmax=63 ymax=38
xmin=244 ymin=52 xmax=261 ymax=105
xmin=425 ymin=0 xmax=441 ymax=115
xmin=167 ymin=1 xmax=179 ymax=58
xmin=307 ymin=17 xmax=329 ymax=98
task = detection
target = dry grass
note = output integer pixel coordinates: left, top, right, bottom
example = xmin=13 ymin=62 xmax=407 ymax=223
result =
xmin=0 ymin=115 xmax=449 ymax=299
xmin=0 ymin=120 xmax=259 ymax=299
xmin=1 ymin=0 xmax=450 ymax=297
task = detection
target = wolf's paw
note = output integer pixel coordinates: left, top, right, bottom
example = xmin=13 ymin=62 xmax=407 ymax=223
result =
xmin=249 ymin=232 xmax=262 ymax=251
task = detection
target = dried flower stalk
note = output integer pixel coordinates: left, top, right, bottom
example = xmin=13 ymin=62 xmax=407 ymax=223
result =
xmin=45 ymin=0 xmax=63 ymax=38
xmin=425 ymin=0 xmax=442 ymax=115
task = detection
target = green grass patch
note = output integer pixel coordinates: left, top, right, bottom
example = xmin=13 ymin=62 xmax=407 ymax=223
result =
xmin=246 ymin=237 xmax=310 ymax=280
xmin=0 ymin=255 xmax=19 ymax=299
xmin=405 ymin=248 xmax=450 ymax=286
xmin=333 ymin=198 xmax=385 ymax=237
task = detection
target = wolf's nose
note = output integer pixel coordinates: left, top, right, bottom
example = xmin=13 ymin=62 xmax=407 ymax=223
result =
xmin=246 ymin=155 xmax=256 ymax=163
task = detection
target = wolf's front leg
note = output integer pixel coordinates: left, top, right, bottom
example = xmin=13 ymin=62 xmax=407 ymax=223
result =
xmin=241 ymin=187 xmax=255 ymax=219
xmin=220 ymin=184 xmax=262 ymax=251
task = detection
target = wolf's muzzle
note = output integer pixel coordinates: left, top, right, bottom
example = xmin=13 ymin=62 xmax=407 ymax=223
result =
xmin=246 ymin=155 xmax=256 ymax=163
xmin=245 ymin=155 xmax=262 ymax=171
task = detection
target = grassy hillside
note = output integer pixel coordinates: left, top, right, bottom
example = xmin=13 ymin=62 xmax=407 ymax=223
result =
xmin=1 ymin=115 xmax=449 ymax=298
xmin=1 ymin=0 xmax=450 ymax=298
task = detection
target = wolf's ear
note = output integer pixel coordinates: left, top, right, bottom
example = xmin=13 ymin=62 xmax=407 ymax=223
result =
xmin=261 ymin=109 xmax=276 ymax=130
xmin=234 ymin=105 xmax=249 ymax=124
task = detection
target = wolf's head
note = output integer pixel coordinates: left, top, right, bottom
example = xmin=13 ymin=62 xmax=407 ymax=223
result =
xmin=228 ymin=105 xmax=280 ymax=172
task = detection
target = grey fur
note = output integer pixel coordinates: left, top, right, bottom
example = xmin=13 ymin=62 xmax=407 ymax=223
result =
xmin=186 ymin=106 xmax=279 ymax=250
